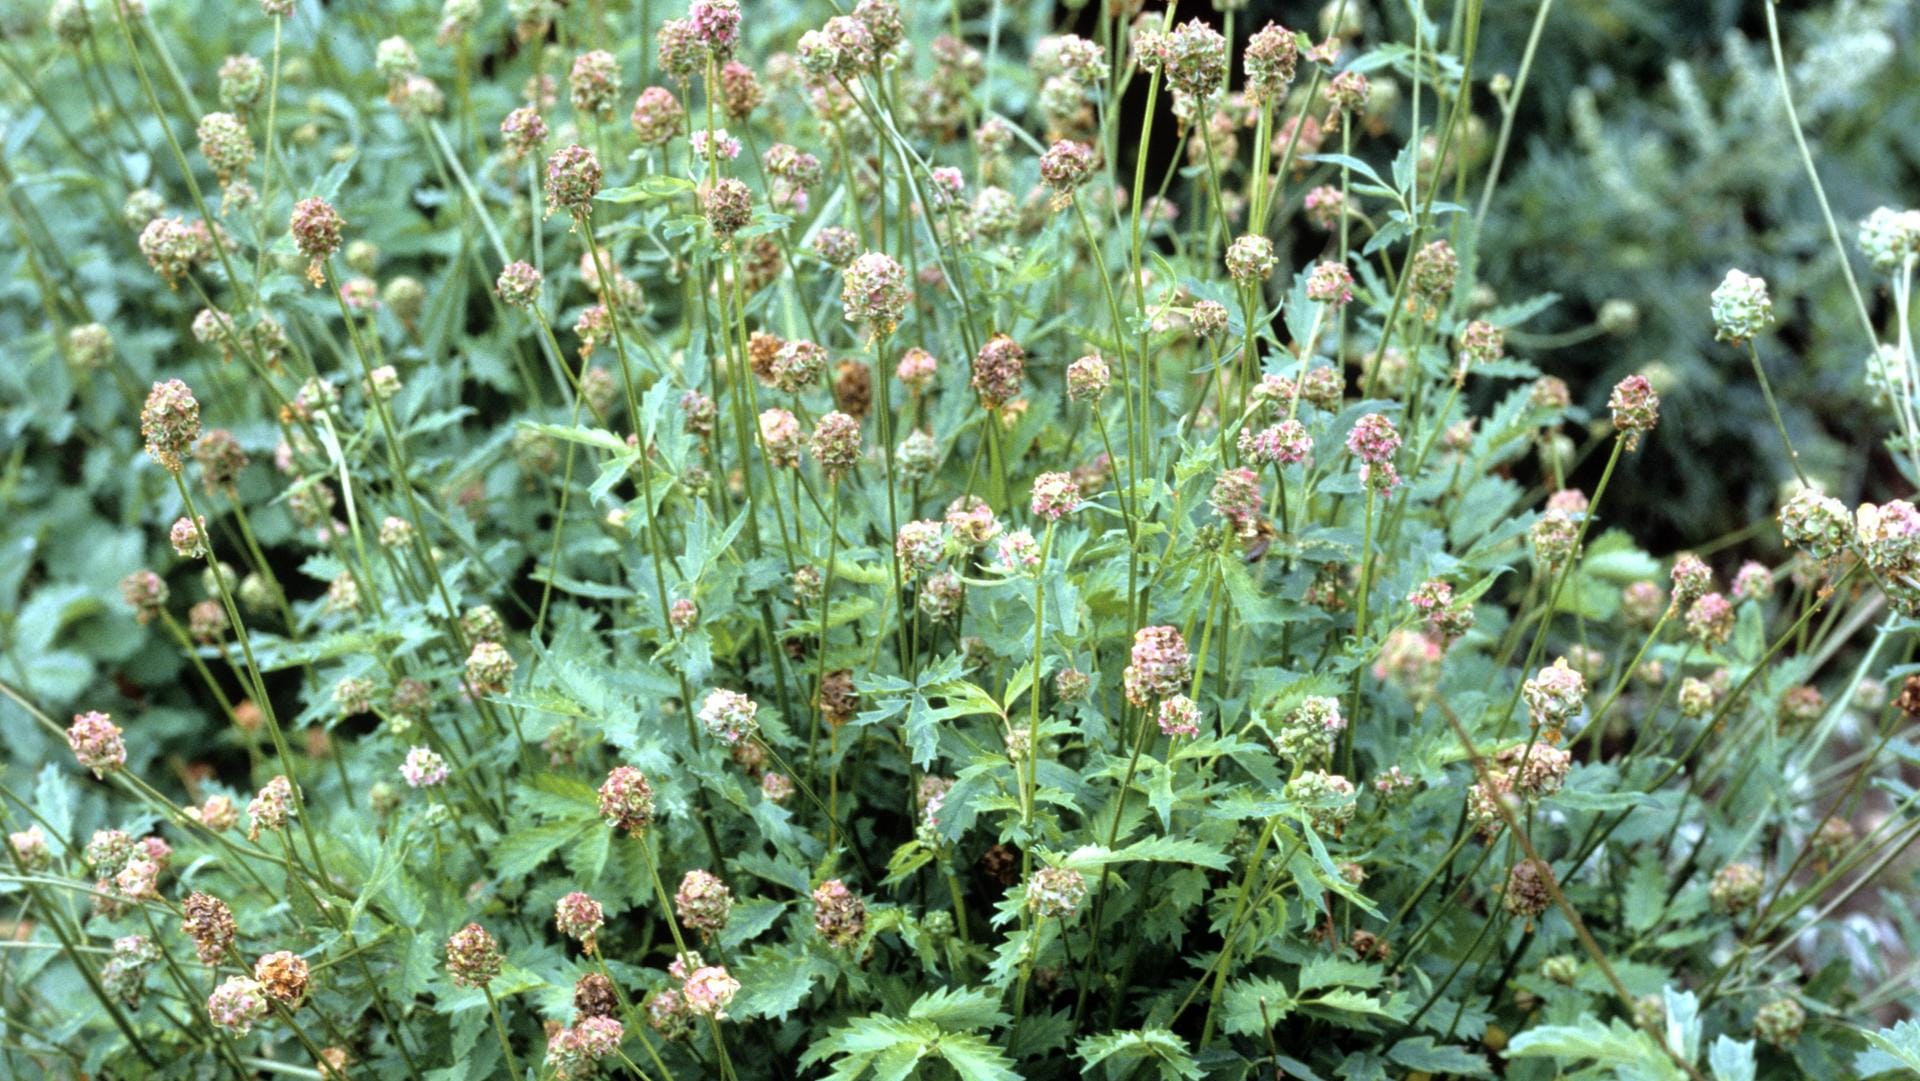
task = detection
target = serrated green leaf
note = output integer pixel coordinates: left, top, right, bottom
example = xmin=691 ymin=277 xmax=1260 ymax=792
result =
xmin=1386 ymin=1037 xmax=1492 ymax=1077
xmin=1076 ymin=1029 xmax=1202 ymax=1081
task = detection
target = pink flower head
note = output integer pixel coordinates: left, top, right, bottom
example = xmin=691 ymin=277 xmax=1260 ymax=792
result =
xmin=597 ymin=766 xmax=655 ymax=834
xmin=1029 ymin=471 xmax=1080 ymax=521
xmin=400 ymin=745 xmax=449 ymax=788
xmin=67 ymin=712 xmax=126 ymax=778
xmin=1157 ymin=694 xmax=1201 ymax=738
xmin=681 ymin=964 xmax=740 ymax=1018
xmin=1306 ymin=260 xmax=1354 ymax=307
xmin=1124 ymin=626 xmax=1192 ymax=707
xmin=555 ymin=891 xmax=605 ymax=950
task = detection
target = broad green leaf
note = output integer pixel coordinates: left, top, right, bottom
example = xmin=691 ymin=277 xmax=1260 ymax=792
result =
xmin=1076 ymin=1028 xmax=1202 ymax=1081
xmin=1386 ymin=1037 xmax=1492 ymax=1077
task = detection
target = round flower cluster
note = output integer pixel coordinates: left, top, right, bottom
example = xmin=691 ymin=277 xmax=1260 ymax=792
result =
xmin=1684 ymin=593 xmax=1735 ymax=649
xmin=568 ymin=50 xmax=621 ymax=116
xmin=1780 ymin=684 xmax=1826 ymax=728
xmin=895 ymin=520 xmax=946 ymax=579
xmin=1709 ymin=862 xmax=1764 ymax=914
xmin=1243 ymin=21 xmax=1300 ymax=103
xmin=1209 ymin=467 xmax=1263 ymax=537
xmin=992 ymin=530 xmax=1041 ymax=574
xmin=1857 ymin=206 xmax=1920 ymax=272
xmin=138 ymin=216 xmax=210 ymax=287
xmin=217 ymin=53 xmax=264 ymax=110
xmin=1272 ymin=695 xmax=1344 ymax=763
xmin=918 ymin=570 xmax=965 ymax=621
xmin=68 ymin=322 xmax=114 ymax=369
xmin=771 ymin=338 xmax=827 ymax=393
xmin=67 ymin=711 xmax=126 ymax=778
xmin=1305 ymin=185 xmax=1346 ymax=229
xmin=1670 ymin=553 xmax=1713 ymax=609
xmin=703 ymin=177 xmax=754 ymax=240
xmin=1406 ymin=240 xmax=1458 ymax=318
xmin=1124 ymin=625 xmax=1192 ymax=706
xmin=1224 ymin=234 xmax=1276 ymax=286
xmin=1284 ymin=770 xmax=1357 ymax=835
xmin=247 ymin=775 xmax=294 ymax=840
xmin=555 ymin=891 xmax=605 ymax=950
xmin=1027 ymin=865 xmax=1089 ymax=919
xmin=896 ymin=347 xmax=938 ymax=392
xmin=669 ymin=598 xmax=699 ymax=633
xmin=1055 ymin=667 xmax=1092 ymax=703
xmin=655 ymin=18 xmax=703 ymax=81
xmin=1039 ymin=140 xmax=1097 ymax=193
xmin=1065 ymin=354 xmax=1111 ymax=402
xmin=289 ymin=197 xmax=344 ymax=285
xmin=1862 ymin=515 xmax=1920 ymax=615
xmin=1240 ymin=419 xmax=1312 ymax=466
xmin=208 ymin=976 xmax=270 ymax=1035
xmin=1678 ymin=677 xmax=1718 ymax=719
xmin=809 ymin=411 xmax=863 ymax=480
xmin=1468 ymin=743 xmax=1571 ymax=837
xmin=1503 ymin=858 xmax=1555 ymax=920
xmin=575 ymin=973 xmax=618 ymax=1019
xmin=1732 ymin=560 xmax=1774 ymax=602
xmin=759 ymin=408 xmax=803 ymax=467
xmin=101 ymin=935 xmax=158 ymax=1004
xmin=254 ymin=951 xmax=310 ymax=1005
xmin=465 ymin=641 xmax=516 ymax=695
xmin=1529 ymin=509 xmax=1579 ymax=569
xmin=1306 ymin=260 xmax=1355 ymax=307
xmin=194 ymin=430 xmax=248 ymax=490
xmin=675 ymin=870 xmax=734 ymax=940
xmin=1325 ymin=69 xmax=1370 ymax=115
xmin=544 ymin=144 xmax=603 ymax=220
xmin=1189 ymin=299 xmax=1230 ymax=337
xmin=501 ymin=105 xmax=549 ymax=160
xmin=1607 ymin=374 xmax=1660 ymax=452
xmin=718 ymin=60 xmax=763 ymax=121
xmin=812 ymin=879 xmax=867 ymax=949
xmin=1710 ymin=269 xmax=1773 ymax=344
xmin=9 ymin=825 xmax=51 ymax=872
xmin=120 ymin=570 xmax=168 ymax=623
xmin=629 ymin=86 xmax=682 ymax=146
xmin=688 ymin=0 xmax=742 ymax=58
xmin=1521 ymin=658 xmax=1586 ymax=739
xmin=1030 ymin=471 xmax=1079 ymax=521
xmin=946 ymin=496 xmax=1002 ymax=547
xmin=971 ymin=333 xmax=1027 ymax=407
xmin=840 ymin=252 xmax=911 ymax=332
xmin=182 ymin=891 xmax=236 ymax=964
xmin=1778 ymin=489 xmax=1852 ymax=564
xmin=445 ymin=923 xmax=503 ymax=988
xmin=598 ymin=766 xmax=655 ymax=834
xmin=1456 ymin=320 xmax=1504 ymax=367
xmin=141 ymin=379 xmax=201 ymax=473
xmin=813 ymin=226 xmax=860 ymax=268
xmin=1346 ymin=413 xmax=1401 ymax=492
xmin=495 ymin=261 xmax=544 ymax=307
xmin=400 ymin=745 xmax=448 ymax=788
xmin=548 ymin=1016 xmax=624 ymax=1079
xmin=1157 ymin=694 xmax=1201 ymax=738
xmin=196 ymin=112 xmax=254 ymax=185
xmin=1162 ymin=18 xmax=1227 ymax=99
xmin=1753 ymin=998 xmax=1806 ymax=1048
xmin=697 ymin=689 xmax=759 ymax=745
xmin=681 ymin=964 xmax=740 ymax=1019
